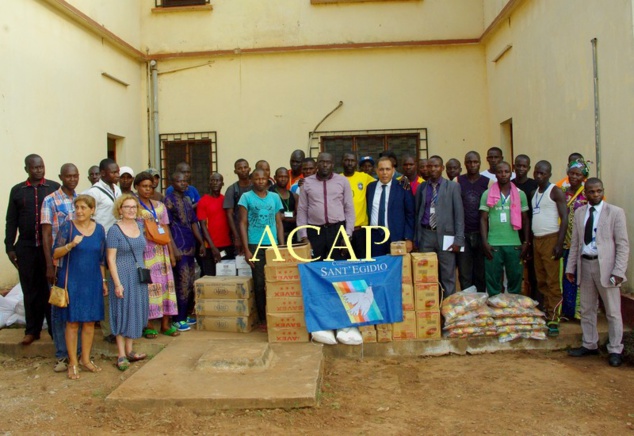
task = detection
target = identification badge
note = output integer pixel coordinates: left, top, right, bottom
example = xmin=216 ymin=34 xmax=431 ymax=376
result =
xmin=500 ymin=212 xmax=507 ymax=223
xmin=430 ymin=207 xmax=436 ymax=215
xmin=284 ymin=211 xmax=294 ymax=218
xmin=533 ymin=207 xmax=540 ymax=215
xmin=157 ymin=225 xmax=166 ymax=235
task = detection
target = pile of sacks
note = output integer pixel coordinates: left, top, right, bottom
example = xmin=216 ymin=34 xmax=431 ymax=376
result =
xmin=441 ymin=288 xmax=547 ymax=342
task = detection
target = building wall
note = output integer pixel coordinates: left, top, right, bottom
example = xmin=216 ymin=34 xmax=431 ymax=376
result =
xmin=0 ymin=0 xmax=146 ymax=287
xmin=484 ymin=0 xmax=634 ymax=285
xmin=155 ymin=44 xmax=490 ymax=182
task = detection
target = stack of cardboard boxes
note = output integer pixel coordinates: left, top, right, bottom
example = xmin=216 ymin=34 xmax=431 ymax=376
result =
xmin=411 ymin=252 xmax=441 ymax=340
xmin=265 ymin=244 xmax=312 ymax=343
xmin=215 ymin=256 xmax=252 ymax=277
xmin=194 ymin=276 xmax=258 ymax=333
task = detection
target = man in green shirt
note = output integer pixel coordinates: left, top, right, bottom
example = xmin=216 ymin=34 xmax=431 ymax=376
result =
xmin=480 ymin=161 xmax=530 ymax=295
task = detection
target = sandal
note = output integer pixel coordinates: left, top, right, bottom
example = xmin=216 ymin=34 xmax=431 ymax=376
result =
xmin=117 ymin=356 xmax=130 ymax=371
xmin=127 ymin=351 xmax=147 ymax=362
xmin=161 ymin=326 xmax=180 ymax=337
xmin=143 ymin=328 xmax=158 ymax=339
xmin=547 ymin=321 xmax=560 ymax=337
xmin=67 ymin=364 xmax=80 ymax=380
xmin=79 ymin=360 xmax=102 ymax=373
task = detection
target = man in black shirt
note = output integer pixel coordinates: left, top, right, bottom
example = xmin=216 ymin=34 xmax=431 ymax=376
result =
xmin=5 ymin=154 xmax=60 ymax=345
xmin=512 ymin=154 xmax=540 ymax=303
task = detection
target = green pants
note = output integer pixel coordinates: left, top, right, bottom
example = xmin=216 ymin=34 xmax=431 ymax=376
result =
xmin=485 ymin=245 xmax=523 ymax=295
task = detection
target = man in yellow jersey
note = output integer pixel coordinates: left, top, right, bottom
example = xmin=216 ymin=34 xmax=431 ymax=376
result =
xmin=341 ymin=152 xmax=376 ymax=259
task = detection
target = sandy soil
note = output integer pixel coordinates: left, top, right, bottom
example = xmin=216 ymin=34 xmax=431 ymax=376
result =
xmin=0 ymin=349 xmax=632 ymax=435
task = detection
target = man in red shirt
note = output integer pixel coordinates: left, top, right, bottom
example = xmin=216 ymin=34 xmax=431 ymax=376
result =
xmin=287 ymin=149 xmax=305 ymax=189
xmin=197 ymin=173 xmax=231 ymax=276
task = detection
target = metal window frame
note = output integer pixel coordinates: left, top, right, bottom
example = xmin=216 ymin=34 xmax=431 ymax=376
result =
xmin=310 ymin=128 xmax=428 ymax=159
xmin=159 ymin=131 xmax=218 ymax=193
xmin=155 ymin=0 xmax=209 ymax=7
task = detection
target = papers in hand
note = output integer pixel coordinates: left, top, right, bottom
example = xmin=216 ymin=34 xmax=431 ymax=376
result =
xmin=443 ymin=236 xmax=465 ymax=252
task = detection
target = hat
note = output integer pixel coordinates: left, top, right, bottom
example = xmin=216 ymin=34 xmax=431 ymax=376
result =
xmin=119 ymin=166 xmax=135 ymax=177
xmin=359 ymin=156 xmax=375 ymax=165
xmin=145 ymin=168 xmax=160 ymax=177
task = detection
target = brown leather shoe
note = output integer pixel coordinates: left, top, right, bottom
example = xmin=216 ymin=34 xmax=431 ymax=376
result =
xmin=21 ymin=334 xmax=37 ymax=345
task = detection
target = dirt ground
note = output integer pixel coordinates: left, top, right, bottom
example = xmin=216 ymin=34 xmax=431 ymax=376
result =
xmin=0 ymin=349 xmax=632 ymax=435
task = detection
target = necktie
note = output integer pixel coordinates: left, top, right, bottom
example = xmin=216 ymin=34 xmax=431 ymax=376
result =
xmin=584 ymin=206 xmax=595 ymax=245
xmin=378 ymin=184 xmax=387 ymax=227
xmin=429 ymin=183 xmax=438 ymax=230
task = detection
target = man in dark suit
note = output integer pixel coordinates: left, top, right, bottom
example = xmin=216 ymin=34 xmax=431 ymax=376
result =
xmin=366 ymin=157 xmax=415 ymax=257
xmin=566 ymin=178 xmax=629 ymax=367
xmin=415 ymin=155 xmax=465 ymax=296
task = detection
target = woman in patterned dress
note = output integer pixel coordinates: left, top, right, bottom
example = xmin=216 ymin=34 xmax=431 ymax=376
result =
xmin=134 ymin=172 xmax=179 ymax=337
xmin=106 ymin=194 xmax=149 ymax=371
xmin=561 ymin=159 xmax=590 ymax=320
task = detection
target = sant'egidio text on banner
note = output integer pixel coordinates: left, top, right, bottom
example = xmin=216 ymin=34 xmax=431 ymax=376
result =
xmin=298 ymin=255 xmax=403 ymax=332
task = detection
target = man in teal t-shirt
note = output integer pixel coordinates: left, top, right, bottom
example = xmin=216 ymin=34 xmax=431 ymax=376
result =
xmin=479 ymin=162 xmax=530 ymax=295
xmin=238 ymin=169 xmax=285 ymax=326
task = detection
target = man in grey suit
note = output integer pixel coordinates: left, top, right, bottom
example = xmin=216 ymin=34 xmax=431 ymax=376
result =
xmin=415 ymin=155 xmax=465 ymax=296
xmin=566 ymin=178 xmax=629 ymax=367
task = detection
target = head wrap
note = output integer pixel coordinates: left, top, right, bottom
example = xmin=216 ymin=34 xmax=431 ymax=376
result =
xmin=567 ymin=158 xmax=590 ymax=177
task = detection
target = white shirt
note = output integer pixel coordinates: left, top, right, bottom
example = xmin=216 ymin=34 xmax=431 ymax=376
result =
xmin=82 ymin=180 xmax=122 ymax=231
xmin=370 ymin=181 xmax=392 ymax=227
xmin=582 ymin=201 xmax=603 ymax=256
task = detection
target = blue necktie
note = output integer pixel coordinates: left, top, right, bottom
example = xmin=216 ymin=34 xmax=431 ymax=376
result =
xmin=378 ymin=184 xmax=387 ymax=227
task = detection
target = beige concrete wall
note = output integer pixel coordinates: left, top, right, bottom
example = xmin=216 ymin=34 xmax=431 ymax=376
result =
xmin=484 ymin=0 xmax=634 ymax=285
xmin=155 ymin=44 xmax=490 ymax=182
xmin=140 ymin=0 xmax=484 ymax=53
xmin=483 ymin=0 xmax=510 ymax=29
xmin=64 ymin=0 xmax=142 ymax=47
xmin=0 ymin=0 xmax=147 ymax=287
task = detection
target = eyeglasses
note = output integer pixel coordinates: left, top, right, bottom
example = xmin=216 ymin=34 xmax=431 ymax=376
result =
xmin=121 ymin=205 xmax=138 ymax=210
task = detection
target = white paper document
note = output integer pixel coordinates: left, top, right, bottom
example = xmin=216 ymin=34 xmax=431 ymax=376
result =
xmin=443 ymin=236 xmax=465 ymax=252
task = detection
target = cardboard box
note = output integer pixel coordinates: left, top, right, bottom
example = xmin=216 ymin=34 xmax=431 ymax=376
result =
xmin=414 ymin=282 xmax=440 ymax=310
xmin=411 ymin=252 xmax=439 ymax=283
xmin=195 ymin=297 xmax=256 ymax=317
xmin=237 ymin=267 xmax=252 ymax=277
xmin=266 ymin=296 xmax=304 ymax=313
xmin=402 ymin=253 xmax=412 ymax=284
xmin=392 ymin=310 xmax=417 ymax=340
xmin=402 ymin=283 xmax=415 ymax=311
xmin=266 ymin=280 xmax=302 ymax=298
xmin=266 ymin=312 xmax=307 ymax=330
xmin=196 ymin=313 xmax=257 ymax=333
xmin=216 ymin=260 xmax=237 ymax=276
xmin=390 ymin=241 xmax=407 ymax=256
xmin=268 ymin=327 xmax=310 ymax=343
xmin=195 ymin=276 xmax=253 ymax=299
xmin=264 ymin=264 xmax=301 ymax=282
xmin=234 ymin=255 xmax=250 ymax=269
xmin=376 ymin=324 xmax=393 ymax=342
xmin=265 ymin=243 xmax=312 ymax=264
xmin=415 ymin=310 xmax=441 ymax=340
xmin=358 ymin=325 xmax=377 ymax=343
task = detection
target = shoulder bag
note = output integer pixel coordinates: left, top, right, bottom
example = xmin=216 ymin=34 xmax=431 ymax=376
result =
xmin=140 ymin=200 xmax=170 ymax=245
xmin=118 ymin=224 xmax=152 ymax=284
xmin=49 ymin=222 xmax=74 ymax=308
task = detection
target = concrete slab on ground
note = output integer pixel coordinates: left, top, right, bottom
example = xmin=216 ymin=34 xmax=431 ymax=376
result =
xmin=106 ymin=333 xmax=324 ymax=410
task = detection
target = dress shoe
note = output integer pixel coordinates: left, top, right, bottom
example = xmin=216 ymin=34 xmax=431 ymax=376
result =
xmin=567 ymin=346 xmax=599 ymax=357
xmin=103 ymin=334 xmax=116 ymax=344
xmin=20 ymin=334 xmax=37 ymax=345
xmin=608 ymin=353 xmax=622 ymax=367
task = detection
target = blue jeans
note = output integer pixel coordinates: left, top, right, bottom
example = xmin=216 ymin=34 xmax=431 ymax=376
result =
xmin=51 ymin=305 xmax=81 ymax=360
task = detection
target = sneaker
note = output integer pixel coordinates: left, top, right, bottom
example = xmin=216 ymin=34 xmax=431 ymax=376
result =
xmin=186 ymin=316 xmax=197 ymax=326
xmin=54 ymin=358 xmax=68 ymax=373
xmin=173 ymin=321 xmax=191 ymax=332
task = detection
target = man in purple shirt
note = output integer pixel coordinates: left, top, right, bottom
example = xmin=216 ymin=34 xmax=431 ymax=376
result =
xmin=297 ymin=152 xmax=355 ymax=260
xmin=456 ymin=151 xmax=489 ymax=292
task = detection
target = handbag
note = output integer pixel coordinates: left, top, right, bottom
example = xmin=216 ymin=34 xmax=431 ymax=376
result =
xmin=118 ymin=224 xmax=152 ymax=284
xmin=144 ymin=218 xmax=170 ymax=246
xmin=49 ymin=224 xmax=72 ymax=308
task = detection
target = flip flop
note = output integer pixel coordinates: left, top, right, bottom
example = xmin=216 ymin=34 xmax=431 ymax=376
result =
xmin=117 ymin=357 xmax=129 ymax=371
xmin=143 ymin=328 xmax=158 ymax=339
xmin=161 ymin=326 xmax=180 ymax=337
xmin=127 ymin=351 xmax=147 ymax=362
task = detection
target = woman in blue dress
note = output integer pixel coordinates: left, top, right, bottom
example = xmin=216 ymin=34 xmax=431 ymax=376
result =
xmin=53 ymin=195 xmax=106 ymax=380
xmin=106 ymin=194 xmax=149 ymax=371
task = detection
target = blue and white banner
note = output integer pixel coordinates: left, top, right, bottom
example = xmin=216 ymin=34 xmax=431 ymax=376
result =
xmin=298 ymin=256 xmax=403 ymax=332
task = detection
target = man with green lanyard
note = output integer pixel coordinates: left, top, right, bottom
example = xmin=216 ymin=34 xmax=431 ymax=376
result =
xmin=269 ymin=168 xmax=298 ymax=243
xmin=341 ymin=152 xmax=375 ymax=258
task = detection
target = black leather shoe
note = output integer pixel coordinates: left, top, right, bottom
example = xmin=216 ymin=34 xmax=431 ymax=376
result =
xmin=608 ymin=353 xmax=622 ymax=367
xmin=567 ymin=346 xmax=599 ymax=357
xmin=104 ymin=334 xmax=116 ymax=344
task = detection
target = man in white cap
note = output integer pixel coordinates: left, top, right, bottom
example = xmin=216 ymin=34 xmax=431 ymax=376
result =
xmin=118 ymin=166 xmax=135 ymax=195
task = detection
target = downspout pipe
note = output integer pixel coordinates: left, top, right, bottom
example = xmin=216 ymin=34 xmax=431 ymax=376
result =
xmin=591 ymin=38 xmax=601 ymax=179
xmin=150 ymin=60 xmax=161 ymax=189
